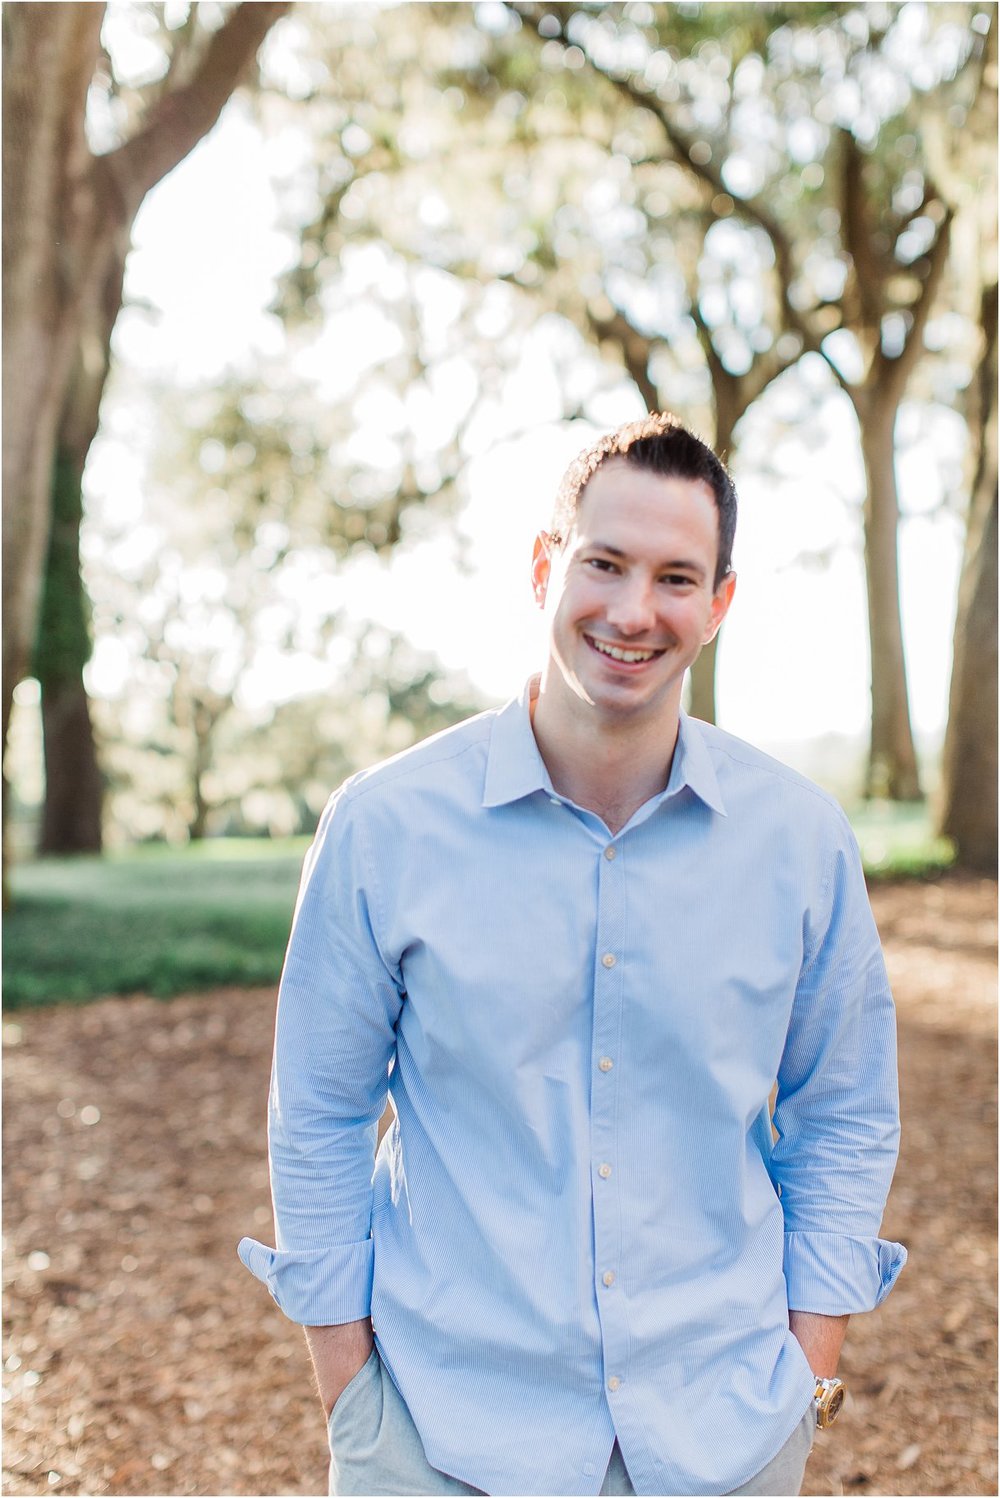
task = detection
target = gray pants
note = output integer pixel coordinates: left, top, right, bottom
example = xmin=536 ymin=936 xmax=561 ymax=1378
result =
xmin=328 ymin=1350 xmax=815 ymax=1497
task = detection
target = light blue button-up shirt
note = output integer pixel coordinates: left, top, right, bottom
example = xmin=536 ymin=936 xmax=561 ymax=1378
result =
xmin=239 ymin=682 xmax=905 ymax=1496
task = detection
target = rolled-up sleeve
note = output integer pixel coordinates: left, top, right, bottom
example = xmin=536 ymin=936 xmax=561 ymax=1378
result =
xmin=782 ymin=1230 xmax=906 ymax=1313
xmin=237 ymin=786 xmax=402 ymax=1326
xmin=771 ymin=818 xmax=907 ymax=1315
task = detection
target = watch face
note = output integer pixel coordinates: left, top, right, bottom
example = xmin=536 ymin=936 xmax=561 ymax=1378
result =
xmin=827 ymin=1385 xmax=846 ymax=1422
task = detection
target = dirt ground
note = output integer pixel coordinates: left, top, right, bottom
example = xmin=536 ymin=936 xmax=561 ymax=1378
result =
xmin=3 ymin=876 xmax=996 ymax=1498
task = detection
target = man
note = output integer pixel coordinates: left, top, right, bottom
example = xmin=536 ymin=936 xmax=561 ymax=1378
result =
xmin=239 ymin=412 xmax=905 ymax=1497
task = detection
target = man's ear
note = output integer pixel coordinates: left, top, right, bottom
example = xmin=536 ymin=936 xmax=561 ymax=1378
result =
xmin=703 ymin=570 xmax=737 ymax=644
xmin=532 ymin=532 xmax=553 ymax=610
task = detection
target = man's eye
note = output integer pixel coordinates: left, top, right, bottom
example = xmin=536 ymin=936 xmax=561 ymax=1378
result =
xmin=662 ymin=574 xmax=695 ymax=587
xmin=587 ymin=558 xmax=617 ymax=572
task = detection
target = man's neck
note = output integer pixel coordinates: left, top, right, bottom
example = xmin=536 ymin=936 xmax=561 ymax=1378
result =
xmin=529 ymin=676 xmax=681 ymax=835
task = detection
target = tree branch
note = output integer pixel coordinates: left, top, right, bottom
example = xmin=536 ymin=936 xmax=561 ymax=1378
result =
xmin=889 ymin=184 xmax=932 ymax=243
xmin=147 ymin=4 xmax=205 ymax=104
xmin=585 ymin=304 xmax=659 ymax=411
xmin=686 ymin=292 xmax=728 ymax=400
xmin=104 ymin=1 xmax=291 ymax=213
xmin=741 ymin=343 xmax=796 ymax=410
xmin=507 ymin=2 xmax=843 ymax=385
xmin=840 ymin=129 xmax=884 ymax=334
xmin=880 ymin=209 xmax=953 ymax=408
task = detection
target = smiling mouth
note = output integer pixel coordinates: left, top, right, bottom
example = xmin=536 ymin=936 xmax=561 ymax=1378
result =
xmin=584 ymin=635 xmax=666 ymax=665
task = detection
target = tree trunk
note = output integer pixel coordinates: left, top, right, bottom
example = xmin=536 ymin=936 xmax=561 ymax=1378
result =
xmin=688 ymin=383 xmax=740 ymax=723
xmin=38 ymin=678 xmax=103 ymax=854
xmin=189 ymin=708 xmax=215 ymax=842
xmin=35 ymin=443 xmax=105 ymax=855
xmin=34 ymin=242 xmax=127 ymax=854
xmin=856 ymin=396 xmax=922 ymax=801
xmin=2 ymin=0 xmax=290 ymax=793
xmin=2 ymin=5 xmax=107 ymax=749
xmin=937 ymin=283 xmax=998 ymax=870
xmin=688 ymin=636 xmax=718 ymax=722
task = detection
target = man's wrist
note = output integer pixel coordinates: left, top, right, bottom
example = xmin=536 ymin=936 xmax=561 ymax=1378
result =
xmin=788 ymin=1309 xmax=849 ymax=1378
xmin=305 ymin=1318 xmax=374 ymax=1418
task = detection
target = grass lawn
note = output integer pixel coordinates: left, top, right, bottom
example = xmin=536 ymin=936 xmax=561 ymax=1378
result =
xmin=3 ymin=839 xmax=308 ymax=1010
xmin=849 ymin=799 xmax=955 ymax=877
xmin=3 ymin=808 xmax=954 ymax=1011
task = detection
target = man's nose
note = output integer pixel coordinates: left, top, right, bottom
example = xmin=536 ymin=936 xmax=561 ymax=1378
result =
xmin=606 ymin=577 xmax=656 ymax=635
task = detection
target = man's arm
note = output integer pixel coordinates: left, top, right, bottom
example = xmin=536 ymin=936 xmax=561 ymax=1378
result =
xmin=788 ymin=1310 xmax=849 ymax=1378
xmin=771 ymin=823 xmax=906 ymax=1323
xmin=305 ymin=1319 xmax=375 ymax=1417
xmin=238 ymin=788 xmax=403 ymax=1339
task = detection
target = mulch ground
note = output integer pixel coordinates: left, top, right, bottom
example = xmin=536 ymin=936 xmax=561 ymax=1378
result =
xmin=3 ymin=876 xmax=996 ymax=1498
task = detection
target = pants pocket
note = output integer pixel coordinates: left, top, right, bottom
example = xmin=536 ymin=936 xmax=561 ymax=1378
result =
xmin=725 ymin=1404 xmax=815 ymax=1496
xmin=328 ymin=1353 xmax=481 ymax=1497
xmin=328 ymin=1348 xmax=381 ymax=1444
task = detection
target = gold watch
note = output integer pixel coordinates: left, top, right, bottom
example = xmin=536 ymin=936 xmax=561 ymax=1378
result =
xmin=814 ymin=1376 xmax=847 ymax=1428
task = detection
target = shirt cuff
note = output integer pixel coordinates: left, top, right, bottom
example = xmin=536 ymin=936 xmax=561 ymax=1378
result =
xmin=237 ymin=1237 xmax=374 ymax=1325
xmin=784 ymin=1230 xmax=907 ymax=1314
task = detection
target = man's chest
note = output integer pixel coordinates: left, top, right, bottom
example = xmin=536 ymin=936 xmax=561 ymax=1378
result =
xmin=377 ymin=816 xmax=810 ymax=1095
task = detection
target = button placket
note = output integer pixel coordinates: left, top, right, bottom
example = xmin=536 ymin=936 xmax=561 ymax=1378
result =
xmin=591 ymin=835 xmax=626 ymax=1391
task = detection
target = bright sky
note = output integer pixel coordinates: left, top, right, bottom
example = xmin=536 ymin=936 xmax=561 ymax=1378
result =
xmin=91 ymin=95 xmax=966 ymax=767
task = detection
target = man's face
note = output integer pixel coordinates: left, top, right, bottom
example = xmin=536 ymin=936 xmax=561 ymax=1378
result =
xmin=532 ymin=459 xmax=736 ymax=727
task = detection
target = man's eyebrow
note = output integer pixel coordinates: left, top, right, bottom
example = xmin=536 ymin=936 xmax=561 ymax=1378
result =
xmin=579 ymin=541 xmax=627 ymax=559
xmin=662 ymin=558 xmax=708 ymax=579
xmin=579 ymin=541 xmax=708 ymax=579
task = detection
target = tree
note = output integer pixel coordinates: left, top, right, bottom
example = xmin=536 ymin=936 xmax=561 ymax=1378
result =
xmin=95 ymin=605 xmax=484 ymax=845
xmin=32 ymin=246 xmax=126 ymax=853
xmin=581 ymin=218 xmax=801 ymax=720
xmin=503 ymin=2 xmax=991 ymax=800
xmin=84 ymin=337 xmax=492 ymax=842
xmin=2 ymin=0 xmax=291 ymax=852
xmin=932 ymin=16 xmax=998 ymax=870
xmin=937 ymin=282 xmax=998 ymax=871
xmin=270 ymin=1 xmax=986 ymax=771
xmin=265 ymin=4 xmax=801 ymax=720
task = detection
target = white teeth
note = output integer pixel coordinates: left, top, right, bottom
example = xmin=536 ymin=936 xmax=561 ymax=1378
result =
xmin=590 ymin=638 xmax=657 ymax=664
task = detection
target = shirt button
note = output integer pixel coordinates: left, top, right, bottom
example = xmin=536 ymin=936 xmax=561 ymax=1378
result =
xmin=604 ymin=846 xmax=616 ymax=860
xmin=598 ymin=1056 xmax=614 ymax=1072
xmin=602 ymin=1270 xmax=615 ymax=1287
xmin=608 ymin=1376 xmax=621 ymax=1392
xmin=598 ymin=1163 xmax=612 ymax=1179
xmin=601 ymin=953 xmax=616 ymax=968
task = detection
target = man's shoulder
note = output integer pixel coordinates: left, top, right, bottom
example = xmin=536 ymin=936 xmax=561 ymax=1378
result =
xmin=339 ymin=705 xmax=500 ymax=807
xmin=690 ymin=717 xmax=852 ymax=830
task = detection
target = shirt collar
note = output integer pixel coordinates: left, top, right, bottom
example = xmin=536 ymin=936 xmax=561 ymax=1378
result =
xmin=670 ymin=711 xmax=727 ymax=817
xmin=482 ymin=680 xmax=727 ymax=818
xmin=482 ymin=678 xmax=553 ymax=808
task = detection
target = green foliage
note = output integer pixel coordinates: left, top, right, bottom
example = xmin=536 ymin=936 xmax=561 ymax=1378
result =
xmin=33 ymin=453 xmax=92 ymax=688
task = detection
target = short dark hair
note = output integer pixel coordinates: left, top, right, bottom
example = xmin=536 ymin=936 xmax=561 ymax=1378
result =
xmin=549 ymin=412 xmax=737 ymax=589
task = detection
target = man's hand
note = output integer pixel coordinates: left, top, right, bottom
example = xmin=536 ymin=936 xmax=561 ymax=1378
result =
xmin=305 ymin=1319 xmax=375 ymax=1418
xmin=788 ymin=1310 xmax=849 ymax=1378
